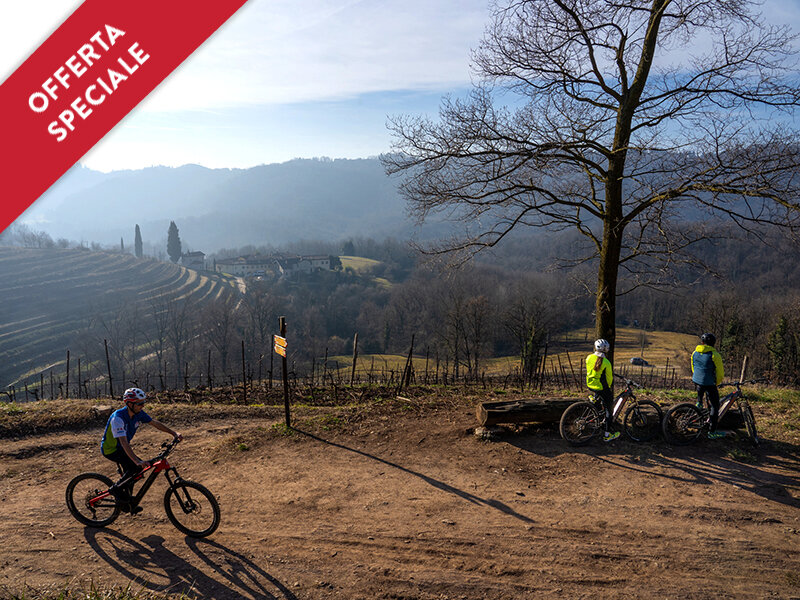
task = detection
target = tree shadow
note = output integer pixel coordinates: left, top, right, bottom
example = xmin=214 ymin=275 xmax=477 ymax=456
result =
xmin=294 ymin=428 xmax=534 ymax=524
xmin=83 ymin=528 xmax=297 ymax=599
xmin=505 ymin=428 xmax=800 ymax=509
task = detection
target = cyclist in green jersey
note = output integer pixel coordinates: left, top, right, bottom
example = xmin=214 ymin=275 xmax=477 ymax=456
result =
xmin=100 ymin=387 xmax=182 ymax=513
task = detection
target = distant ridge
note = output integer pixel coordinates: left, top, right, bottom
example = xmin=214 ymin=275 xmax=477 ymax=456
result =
xmin=22 ymin=158 xmax=421 ymax=253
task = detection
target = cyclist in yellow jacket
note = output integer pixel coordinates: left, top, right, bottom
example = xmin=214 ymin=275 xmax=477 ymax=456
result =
xmin=586 ymin=339 xmax=620 ymax=442
xmin=691 ymin=333 xmax=725 ymax=439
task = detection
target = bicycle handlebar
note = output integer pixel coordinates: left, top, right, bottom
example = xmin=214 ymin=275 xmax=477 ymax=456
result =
xmin=719 ymin=378 xmax=770 ymax=389
xmin=153 ymin=437 xmax=181 ymax=461
xmin=612 ymin=374 xmax=641 ymax=389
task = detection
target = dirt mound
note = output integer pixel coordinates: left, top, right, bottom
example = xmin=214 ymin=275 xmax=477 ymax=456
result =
xmin=1 ymin=398 xmax=798 ymax=599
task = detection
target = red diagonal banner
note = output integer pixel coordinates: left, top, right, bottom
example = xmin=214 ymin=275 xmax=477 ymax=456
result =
xmin=0 ymin=0 xmax=249 ymax=233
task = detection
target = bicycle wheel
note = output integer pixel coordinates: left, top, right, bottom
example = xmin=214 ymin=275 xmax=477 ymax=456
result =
xmin=662 ymin=403 xmax=705 ymax=445
xmin=560 ymin=401 xmax=603 ymax=446
xmin=164 ymin=480 xmax=220 ymax=538
xmin=740 ymin=402 xmax=760 ymax=447
xmin=623 ymin=400 xmax=663 ymax=442
xmin=65 ymin=472 xmax=120 ymax=527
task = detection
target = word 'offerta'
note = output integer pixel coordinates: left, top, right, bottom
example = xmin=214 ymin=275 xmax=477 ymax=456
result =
xmin=28 ymin=25 xmax=150 ymax=142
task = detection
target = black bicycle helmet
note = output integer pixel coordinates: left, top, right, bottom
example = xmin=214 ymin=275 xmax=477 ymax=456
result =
xmin=700 ymin=332 xmax=716 ymax=346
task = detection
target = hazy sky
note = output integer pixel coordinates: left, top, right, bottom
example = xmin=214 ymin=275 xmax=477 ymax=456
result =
xmin=1 ymin=0 xmax=490 ymax=172
xmin=2 ymin=0 xmax=799 ymax=172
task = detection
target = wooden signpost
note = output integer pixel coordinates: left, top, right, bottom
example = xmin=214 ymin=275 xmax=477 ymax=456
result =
xmin=276 ymin=318 xmax=290 ymax=427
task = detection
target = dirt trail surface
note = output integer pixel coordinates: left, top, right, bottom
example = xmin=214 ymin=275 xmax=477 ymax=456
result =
xmin=1 ymin=402 xmax=799 ymax=599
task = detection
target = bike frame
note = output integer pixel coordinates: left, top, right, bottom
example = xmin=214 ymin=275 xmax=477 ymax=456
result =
xmin=700 ymin=384 xmax=742 ymax=422
xmin=592 ymin=381 xmax=636 ymax=421
xmin=89 ymin=449 xmax=182 ymax=510
xmin=611 ymin=385 xmax=636 ymax=420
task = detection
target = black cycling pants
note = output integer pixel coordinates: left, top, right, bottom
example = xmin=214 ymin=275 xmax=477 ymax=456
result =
xmin=592 ymin=387 xmax=614 ymax=430
xmin=696 ymin=384 xmax=720 ymax=431
xmin=103 ymin=447 xmax=142 ymax=493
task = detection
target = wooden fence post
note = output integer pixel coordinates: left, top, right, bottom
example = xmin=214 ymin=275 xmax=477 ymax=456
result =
xmin=269 ymin=336 xmax=274 ymax=390
xmin=208 ymin=349 xmax=213 ymax=390
xmin=398 ymin=335 xmax=415 ymax=395
xmin=65 ymin=350 xmax=70 ymax=399
xmin=565 ymin=350 xmax=579 ymax=390
xmin=104 ymin=340 xmax=114 ymax=398
xmin=350 ymin=332 xmax=359 ymax=386
xmin=241 ymin=340 xmax=247 ymax=404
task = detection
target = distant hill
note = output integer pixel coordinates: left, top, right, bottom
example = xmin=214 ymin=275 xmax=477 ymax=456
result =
xmin=21 ymin=158 xmax=435 ymax=253
xmin=0 ymin=247 xmax=239 ymax=391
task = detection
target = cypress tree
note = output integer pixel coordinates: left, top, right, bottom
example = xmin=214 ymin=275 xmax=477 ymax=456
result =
xmin=167 ymin=221 xmax=182 ymax=263
xmin=134 ymin=224 xmax=143 ymax=258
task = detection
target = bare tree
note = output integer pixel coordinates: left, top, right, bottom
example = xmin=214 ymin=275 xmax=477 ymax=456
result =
xmin=166 ymin=299 xmax=193 ymax=377
xmin=200 ymin=295 xmax=241 ymax=376
xmin=242 ymin=284 xmax=280 ymax=357
xmin=146 ymin=298 xmax=172 ymax=368
xmin=503 ymin=282 xmax=553 ymax=383
xmin=384 ymin=0 xmax=800 ymax=356
xmin=97 ymin=299 xmax=140 ymax=382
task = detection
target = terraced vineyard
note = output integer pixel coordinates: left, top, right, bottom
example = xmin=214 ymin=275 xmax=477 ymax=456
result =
xmin=0 ymin=247 xmax=240 ymax=392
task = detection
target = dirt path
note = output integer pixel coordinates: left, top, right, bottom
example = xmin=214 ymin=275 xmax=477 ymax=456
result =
xmin=1 ymin=405 xmax=799 ymax=599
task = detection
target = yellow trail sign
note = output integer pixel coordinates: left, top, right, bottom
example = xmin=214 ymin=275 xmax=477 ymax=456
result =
xmin=274 ymin=335 xmax=287 ymax=348
xmin=274 ymin=343 xmax=286 ymax=357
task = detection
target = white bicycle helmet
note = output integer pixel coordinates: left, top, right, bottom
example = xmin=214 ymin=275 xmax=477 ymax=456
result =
xmin=122 ymin=387 xmax=147 ymax=402
xmin=594 ymin=338 xmax=610 ymax=353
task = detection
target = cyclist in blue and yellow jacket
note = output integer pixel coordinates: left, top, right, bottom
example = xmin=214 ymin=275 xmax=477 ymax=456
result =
xmin=586 ymin=339 xmax=620 ymax=442
xmin=101 ymin=388 xmax=182 ymax=513
xmin=691 ymin=333 xmax=725 ymax=439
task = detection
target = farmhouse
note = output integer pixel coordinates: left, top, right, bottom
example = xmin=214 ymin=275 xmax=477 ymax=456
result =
xmin=181 ymin=251 xmax=205 ymax=270
xmin=214 ymin=253 xmax=337 ymax=277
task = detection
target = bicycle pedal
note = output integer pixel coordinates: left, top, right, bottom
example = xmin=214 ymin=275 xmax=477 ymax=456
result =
xmin=129 ymin=505 xmax=143 ymax=515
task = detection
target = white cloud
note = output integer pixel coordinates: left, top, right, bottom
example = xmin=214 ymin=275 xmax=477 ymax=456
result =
xmin=139 ymin=0 xmax=488 ymax=111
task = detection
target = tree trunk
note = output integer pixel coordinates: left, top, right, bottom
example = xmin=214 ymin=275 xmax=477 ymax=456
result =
xmin=596 ymin=215 xmax=623 ymax=363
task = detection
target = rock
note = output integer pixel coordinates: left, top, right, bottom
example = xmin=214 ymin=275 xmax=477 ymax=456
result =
xmin=474 ymin=426 xmax=505 ymax=440
xmin=91 ymin=405 xmax=113 ymax=420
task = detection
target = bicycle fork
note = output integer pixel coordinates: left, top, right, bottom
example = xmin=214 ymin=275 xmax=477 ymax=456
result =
xmin=164 ymin=468 xmax=198 ymax=514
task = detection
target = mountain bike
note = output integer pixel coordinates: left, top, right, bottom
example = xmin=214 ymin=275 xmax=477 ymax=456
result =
xmin=66 ymin=439 xmax=220 ymax=538
xmin=661 ymin=379 xmax=765 ymax=447
xmin=560 ymin=379 xmax=663 ymax=445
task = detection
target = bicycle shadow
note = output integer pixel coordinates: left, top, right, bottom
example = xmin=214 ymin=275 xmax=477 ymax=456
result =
xmin=506 ymin=429 xmax=800 ymax=509
xmin=294 ymin=428 xmax=534 ymax=524
xmin=83 ymin=529 xmax=297 ymax=600
xmin=636 ymin=448 xmax=800 ymax=509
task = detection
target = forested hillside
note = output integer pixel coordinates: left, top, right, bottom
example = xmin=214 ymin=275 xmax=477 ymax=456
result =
xmin=3 ymin=223 xmax=800 ymax=398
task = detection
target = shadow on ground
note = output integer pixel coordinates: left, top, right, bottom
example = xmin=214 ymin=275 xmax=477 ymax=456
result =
xmin=296 ymin=428 xmax=535 ymax=524
xmin=84 ymin=529 xmax=297 ymax=600
xmin=504 ymin=425 xmax=800 ymax=509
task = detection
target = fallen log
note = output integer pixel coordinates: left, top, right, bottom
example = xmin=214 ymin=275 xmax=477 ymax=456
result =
xmin=476 ymin=399 xmax=575 ymax=427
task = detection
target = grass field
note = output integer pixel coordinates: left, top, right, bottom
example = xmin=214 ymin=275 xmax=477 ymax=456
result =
xmin=323 ymin=327 xmax=699 ymax=382
xmin=339 ymin=255 xmax=381 ymax=272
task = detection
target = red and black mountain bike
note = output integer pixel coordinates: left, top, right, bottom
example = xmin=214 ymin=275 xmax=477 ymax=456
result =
xmin=66 ymin=438 xmax=220 ymax=538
